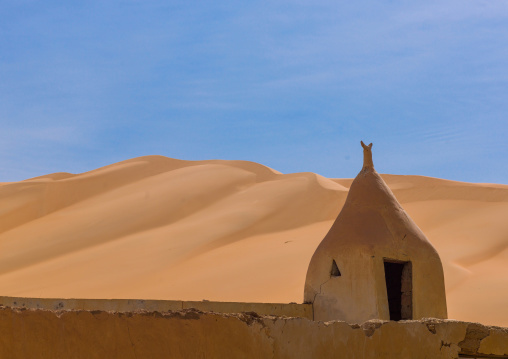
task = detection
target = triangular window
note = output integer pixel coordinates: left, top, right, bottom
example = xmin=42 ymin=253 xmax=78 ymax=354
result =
xmin=331 ymin=260 xmax=341 ymax=277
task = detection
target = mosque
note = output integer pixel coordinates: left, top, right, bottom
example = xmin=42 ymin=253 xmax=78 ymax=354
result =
xmin=304 ymin=141 xmax=448 ymax=323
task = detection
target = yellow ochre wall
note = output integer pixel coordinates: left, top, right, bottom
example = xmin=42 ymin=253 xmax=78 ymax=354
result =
xmin=0 ymin=306 xmax=507 ymax=359
xmin=0 ymin=295 xmax=312 ymax=319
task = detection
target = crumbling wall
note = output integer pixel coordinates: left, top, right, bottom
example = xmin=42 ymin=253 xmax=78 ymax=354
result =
xmin=0 ymin=306 xmax=506 ymax=359
xmin=0 ymin=295 xmax=312 ymax=319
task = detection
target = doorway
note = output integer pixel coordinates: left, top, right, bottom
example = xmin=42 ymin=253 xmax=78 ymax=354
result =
xmin=383 ymin=260 xmax=412 ymax=321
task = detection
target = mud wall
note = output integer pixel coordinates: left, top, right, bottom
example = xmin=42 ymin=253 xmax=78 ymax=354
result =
xmin=0 ymin=295 xmax=312 ymax=319
xmin=1 ymin=306 xmax=507 ymax=359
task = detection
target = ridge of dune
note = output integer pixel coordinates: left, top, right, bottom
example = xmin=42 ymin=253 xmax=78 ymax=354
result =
xmin=25 ymin=172 xmax=77 ymax=181
xmin=0 ymin=156 xmax=284 ymax=236
xmin=0 ymin=156 xmax=507 ymax=326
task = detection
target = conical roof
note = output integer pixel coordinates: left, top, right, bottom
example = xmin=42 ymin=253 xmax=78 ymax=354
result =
xmin=319 ymin=141 xmax=436 ymax=251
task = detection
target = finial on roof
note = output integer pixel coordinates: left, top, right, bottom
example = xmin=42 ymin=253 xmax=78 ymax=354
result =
xmin=360 ymin=141 xmax=374 ymax=170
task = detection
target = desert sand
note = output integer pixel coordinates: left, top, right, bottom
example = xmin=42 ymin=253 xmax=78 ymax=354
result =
xmin=0 ymin=156 xmax=507 ymax=326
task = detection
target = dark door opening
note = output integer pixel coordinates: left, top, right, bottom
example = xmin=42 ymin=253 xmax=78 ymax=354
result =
xmin=383 ymin=260 xmax=412 ymax=321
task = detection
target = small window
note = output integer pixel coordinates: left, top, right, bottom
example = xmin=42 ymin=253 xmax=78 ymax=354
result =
xmin=331 ymin=260 xmax=341 ymax=277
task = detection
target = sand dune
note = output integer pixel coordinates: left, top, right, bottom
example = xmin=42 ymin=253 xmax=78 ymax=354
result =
xmin=0 ymin=156 xmax=507 ymax=326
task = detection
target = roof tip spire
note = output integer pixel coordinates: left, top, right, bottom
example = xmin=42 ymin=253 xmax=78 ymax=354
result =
xmin=360 ymin=141 xmax=374 ymax=170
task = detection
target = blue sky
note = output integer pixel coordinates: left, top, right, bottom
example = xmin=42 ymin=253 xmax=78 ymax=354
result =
xmin=1 ymin=0 xmax=508 ymax=183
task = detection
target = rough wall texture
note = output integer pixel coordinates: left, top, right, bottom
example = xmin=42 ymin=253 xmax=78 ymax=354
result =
xmin=0 ymin=296 xmax=312 ymax=319
xmin=0 ymin=306 xmax=507 ymax=359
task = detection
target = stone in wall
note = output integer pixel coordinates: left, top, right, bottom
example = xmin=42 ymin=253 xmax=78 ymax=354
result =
xmin=0 ymin=306 xmax=507 ymax=359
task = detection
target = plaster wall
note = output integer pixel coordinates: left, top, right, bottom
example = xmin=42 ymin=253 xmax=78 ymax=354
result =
xmin=0 ymin=295 xmax=312 ymax=319
xmin=307 ymin=244 xmax=447 ymax=323
xmin=0 ymin=306 xmax=506 ymax=359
